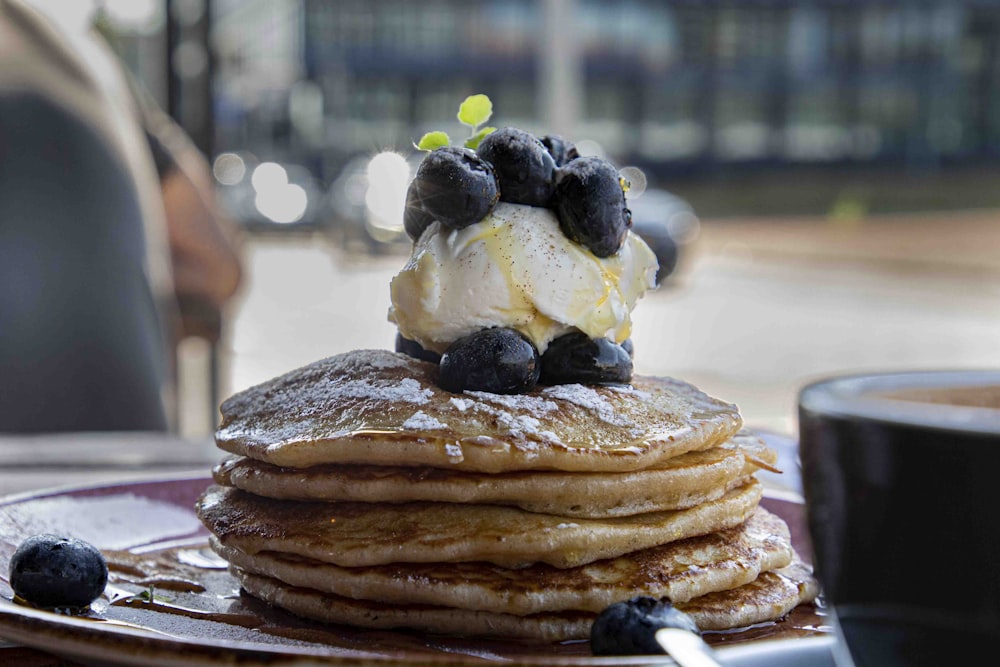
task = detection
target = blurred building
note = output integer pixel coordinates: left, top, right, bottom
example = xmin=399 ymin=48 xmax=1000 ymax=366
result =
xmin=208 ymin=0 xmax=1000 ymax=188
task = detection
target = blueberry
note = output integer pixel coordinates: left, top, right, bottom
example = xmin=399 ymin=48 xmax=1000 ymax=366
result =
xmin=9 ymin=534 xmax=108 ymax=609
xmin=553 ymin=157 xmax=631 ymax=257
xmin=540 ymin=134 xmax=579 ymax=167
xmin=403 ymin=180 xmax=436 ymax=241
xmin=621 ymin=338 xmax=634 ymax=359
xmin=395 ymin=332 xmax=441 ymax=364
xmin=439 ymin=328 xmax=540 ymax=394
xmin=539 ymin=332 xmax=632 ymax=385
xmin=413 ymin=146 xmax=499 ymax=230
xmin=591 ymin=596 xmax=700 ymax=656
xmin=476 ymin=127 xmax=556 ymax=207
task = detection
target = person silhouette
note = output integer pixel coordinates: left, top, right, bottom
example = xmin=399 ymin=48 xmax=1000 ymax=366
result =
xmin=0 ymin=0 xmax=242 ymax=433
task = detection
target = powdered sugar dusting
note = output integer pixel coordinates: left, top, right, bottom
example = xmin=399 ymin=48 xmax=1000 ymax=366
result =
xmin=495 ymin=412 xmax=543 ymax=442
xmin=402 ymin=411 xmax=447 ymax=430
xmin=607 ymin=384 xmax=650 ymax=400
xmin=423 ymin=394 xmax=567 ymax=445
xmin=464 ymin=391 xmax=559 ymax=415
xmin=449 ymin=397 xmax=471 ymax=411
xmin=542 ymin=384 xmax=632 ymax=426
xmin=335 ymin=348 xmax=413 ymax=372
xmin=330 ymin=377 xmax=433 ymax=405
xmin=456 ymin=402 xmax=563 ymax=446
xmin=366 ymin=353 xmax=413 ymax=370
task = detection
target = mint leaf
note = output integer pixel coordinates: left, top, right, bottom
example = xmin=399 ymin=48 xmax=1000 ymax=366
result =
xmin=457 ymin=94 xmax=492 ymax=128
xmin=464 ymin=126 xmax=496 ymax=150
xmin=416 ymin=131 xmax=450 ymax=151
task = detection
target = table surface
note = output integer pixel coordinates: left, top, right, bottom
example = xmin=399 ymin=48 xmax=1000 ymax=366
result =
xmin=0 ymin=431 xmax=219 ymax=496
xmin=0 ymin=428 xmax=805 ymax=666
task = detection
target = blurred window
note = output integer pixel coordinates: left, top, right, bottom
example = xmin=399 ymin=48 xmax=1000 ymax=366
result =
xmin=124 ymin=0 xmax=1000 ymax=227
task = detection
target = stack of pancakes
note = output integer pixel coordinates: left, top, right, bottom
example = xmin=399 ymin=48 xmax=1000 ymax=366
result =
xmin=197 ymin=349 xmax=818 ymax=641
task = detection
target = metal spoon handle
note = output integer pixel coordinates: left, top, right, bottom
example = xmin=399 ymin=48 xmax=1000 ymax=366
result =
xmin=655 ymin=628 xmax=728 ymax=667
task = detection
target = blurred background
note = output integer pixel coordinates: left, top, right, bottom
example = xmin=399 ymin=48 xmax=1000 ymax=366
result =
xmin=97 ymin=0 xmax=1000 ymax=437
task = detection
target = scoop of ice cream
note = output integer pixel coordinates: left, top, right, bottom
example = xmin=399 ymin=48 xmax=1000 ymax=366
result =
xmin=388 ymin=202 xmax=658 ymax=355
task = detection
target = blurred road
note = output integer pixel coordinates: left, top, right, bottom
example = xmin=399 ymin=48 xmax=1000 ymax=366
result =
xmin=200 ymin=209 xmax=1000 ymax=438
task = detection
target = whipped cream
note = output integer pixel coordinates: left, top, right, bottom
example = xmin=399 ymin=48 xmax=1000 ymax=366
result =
xmin=388 ymin=202 xmax=658 ymax=355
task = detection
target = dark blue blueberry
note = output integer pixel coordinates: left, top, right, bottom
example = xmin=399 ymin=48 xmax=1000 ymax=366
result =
xmin=395 ymin=332 xmax=441 ymax=364
xmin=439 ymin=328 xmax=540 ymax=394
xmin=621 ymin=338 xmax=634 ymax=359
xmin=553 ymin=157 xmax=631 ymax=257
xmin=539 ymin=332 xmax=632 ymax=386
xmin=413 ymin=147 xmax=499 ymax=230
xmin=591 ymin=596 xmax=700 ymax=656
xmin=540 ymin=134 xmax=579 ymax=167
xmin=403 ymin=180 xmax=436 ymax=241
xmin=476 ymin=127 xmax=556 ymax=207
xmin=9 ymin=534 xmax=108 ymax=609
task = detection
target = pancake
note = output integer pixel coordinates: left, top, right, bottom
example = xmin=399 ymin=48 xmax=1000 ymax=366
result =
xmin=678 ymin=555 xmax=820 ymax=632
xmin=197 ymin=480 xmax=763 ymax=569
xmin=209 ymin=507 xmax=793 ymax=614
xmin=230 ymin=553 xmax=818 ymax=641
xmin=212 ymin=431 xmax=778 ymax=518
xmin=213 ymin=349 xmax=743 ymax=473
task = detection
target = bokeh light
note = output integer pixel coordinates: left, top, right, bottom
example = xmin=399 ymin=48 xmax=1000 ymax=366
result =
xmin=619 ymin=166 xmax=648 ymax=200
xmin=212 ymin=152 xmax=246 ymax=185
xmin=364 ymin=151 xmax=411 ymax=232
xmin=251 ymin=162 xmax=308 ymax=224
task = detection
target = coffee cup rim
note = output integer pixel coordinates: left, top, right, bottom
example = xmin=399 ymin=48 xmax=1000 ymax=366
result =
xmin=798 ymin=369 xmax=1000 ymax=436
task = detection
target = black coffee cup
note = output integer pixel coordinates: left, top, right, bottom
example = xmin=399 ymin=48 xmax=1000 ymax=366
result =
xmin=798 ymin=370 xmax=1000 ymax=666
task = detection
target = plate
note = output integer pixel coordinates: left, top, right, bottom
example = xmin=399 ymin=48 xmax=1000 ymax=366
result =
xmin=0 ymin=475 xmax=835 ymax=667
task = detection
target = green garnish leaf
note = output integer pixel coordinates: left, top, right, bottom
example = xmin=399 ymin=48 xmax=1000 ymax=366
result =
xmin=416 ymin=131 xmax=450 ymax=151
xmin=415 ymin=95 xmax=496 ymax=151
xmin=131 ymin=584 xmax=171 ymax=603
xmin=457 ymin=94 xmax=493 ymax=128
xmin=464 ymin=126 xmax=496 ymax=150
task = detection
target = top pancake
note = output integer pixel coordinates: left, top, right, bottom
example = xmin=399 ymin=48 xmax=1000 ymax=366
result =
xmin=215 ymin=349 xmax=742 ymax=473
